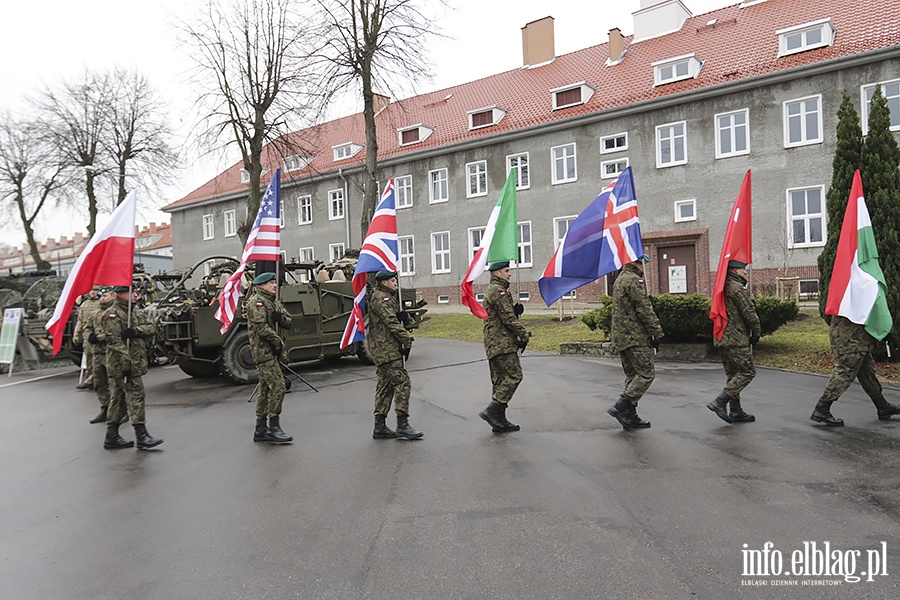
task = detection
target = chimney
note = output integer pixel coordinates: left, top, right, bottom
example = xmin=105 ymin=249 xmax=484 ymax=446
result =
xmin=521 ymin=16 xmax=555 ymax=67
xmin=74 ymin=232 xmax=83 ymax=244
xmin=372 ymin=93 xmax=390 ymax=114
xmin=608 ymin=28 xmax=625 ymax=63
xmin=149 ymin=222 xmax=157 ymax=234
xmin=633 ymin=0 xmax=692 ymax=43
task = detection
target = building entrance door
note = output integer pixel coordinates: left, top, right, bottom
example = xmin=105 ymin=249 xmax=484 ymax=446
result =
xmin=656 ymin=245 xmax=696 ymax=295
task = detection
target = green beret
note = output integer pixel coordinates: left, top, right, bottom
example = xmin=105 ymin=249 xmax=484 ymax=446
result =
xmin=375 ymin=270 xmax=398 ymax=281
xmin=728 ymin=260 xmax=748 ymax=268
xmin=98 ymin=285 xmax=115 ymax=294
xmin=253 ymin=272 xmax=277 ymax=285
xmin=488 ymin=261 xmax=510 ymax=272
xmin=111 ymin=285 xmax=130 ymax=293
xmin=638 ymin=255 xmax=651 ymax=264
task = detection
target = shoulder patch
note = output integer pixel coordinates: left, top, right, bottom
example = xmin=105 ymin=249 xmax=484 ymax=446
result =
xmin=383 ymin=297 xmax=390 ymax=302
xmin=108 ymin=313 xmax=116 ymax=318
xmin=255 ymin=302 xmax=263 ymax=307
xmin=499 ymin=291 xmax=506 ymax=296
xmin=638 ymin=279 xmax=645 ymax=284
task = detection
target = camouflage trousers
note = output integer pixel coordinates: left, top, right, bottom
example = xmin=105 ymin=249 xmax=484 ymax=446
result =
xmin=821 ymin=351 xmax=883 ymax=402
xmin=620 ymin=346 xmax=655 ymax=404
xmin=107 ymin=374 xmax=146 ymax=425
xmin=720 ymin=346 xmax=756 ymax=400
xmin=374 ymin=360 xmax=411 ymax=415
xmin=256 ymin=359 xmax=286 ymax=418
xmin=83 ymin=343 xmax=95 ymax=385
xmin=489 ymin=352 xmax=523 ymax=405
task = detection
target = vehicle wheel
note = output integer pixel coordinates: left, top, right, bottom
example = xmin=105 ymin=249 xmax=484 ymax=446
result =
xmin=356 ymin=337 xmax=374 ymax=365
xmin=220 ymin=328 xmax=259 ymax=384
xmin=175 ymin=356 xmax=220 ymax=378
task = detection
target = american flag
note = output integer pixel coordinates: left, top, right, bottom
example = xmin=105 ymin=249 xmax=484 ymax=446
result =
xmin=215 ymin=169 xmax=282 ymax=333
xmin=340 ymin=180 xmax=399 ymax=348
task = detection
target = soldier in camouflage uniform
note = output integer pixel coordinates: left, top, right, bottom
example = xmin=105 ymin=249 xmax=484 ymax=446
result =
xmin=73 ymin=286 xmax=101 ymax=390
xmin=246 ymin=272 xmax=294 ymax=444
xmin=368 ymin=270 xmax=423 ymax=440
xmin=101 ymin=286 xmax=163 ymax=449
xmin=84 ymin=286 xmax=117 ymax=424
xmin=478 ymin=261 xmax=531 ymax=433
xmin=607 ymin=256 xmax=663 ymax=430
xmin=708 ymin=261 xmax=761 ymax=423
xmin=810 ymin=315 xmax=900 ymax=426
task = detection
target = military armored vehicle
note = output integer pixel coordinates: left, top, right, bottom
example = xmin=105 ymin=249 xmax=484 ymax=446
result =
xmin=154 ymin=255 xmax=427 ymax=384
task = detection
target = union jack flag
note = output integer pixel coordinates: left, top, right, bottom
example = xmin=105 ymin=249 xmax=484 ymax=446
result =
xmin=215 ymin=169 xmax=282 ymax=333
xmin=340 ymin=180 xmax=399 ymax=348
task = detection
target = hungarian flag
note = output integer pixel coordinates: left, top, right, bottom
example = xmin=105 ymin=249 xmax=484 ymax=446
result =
xmin=825 ymin=169 xmax=892 ymax=340
xmin=45 ymin=190 xmax=137 ymax=355
xmin=710 ymin=170 xmax=753 ymax=341
xmin=461 ymin=169 xmax=518 ymax=318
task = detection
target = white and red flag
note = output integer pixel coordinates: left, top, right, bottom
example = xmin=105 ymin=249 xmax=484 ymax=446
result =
xmin=710 ymin=170 xmax=753 ymax=341
xmin=46 ymin=190 xmax=137 ymax=355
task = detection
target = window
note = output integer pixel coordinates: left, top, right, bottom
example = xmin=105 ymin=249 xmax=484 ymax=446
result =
xmin=674 ymin=199 xmax=697 ymax=223
xmin=437 ymin=295 xmax=450 ymax=304
xmin=431 ymin=231 xmax=451 ymax=273
xmin=601 ymin=157 xmax=629 ymax=179
xmin=332 ymin=143 xmax=362 ymax=160
xmin=656 ymin=121 xmax=687 ymax=167
xmin=787 ymin=186 xmax=825 ymax=248
xmin=240 ymin=169 xmax=250 ymax=184
xmin=298 ymin=247 xmax=315 ymax=282
xmin=799 ymin=279 xmax=820 ymax=299
xmin=777 ymin=18 xmax=834 ymax=57
xmin=475 ymin=293 xmax=485 ymax=302
xmin=396 ymin=175 xmax=413 ymax=209
xmin=553 ymin=216 xmax=578 ymax=247
xmin=223 ymin=210 xmax=236 ymax=237
xmin=329 ymin=243 xmax=345 ymax=262
xmin=652 ymin=54 xmax=702 ymax=86
xmin=399 ymin=236 xmax=415 ymax=276
xmin=784 ymin=95 xmax=822 ymax=147
xmin=506 ymin=153 xmax=530 ymax=190
xmin=466 ymin=161 xmax=487 ymax=198
xmin=429 ymin=168 xmax=448 ymax=203
xmin=202 ymin=214 xmax=214 ymax=240
xmin=398 ymin=124 xmax=434 ymax=146
xmin=284 ymin=155 xmax=311 ymax=172
xmin=468 ymin=227 xmax=485 ymax=260
xmin=280 ymin=199 xmax=284 ymax=228
xmin=515 ymin=222 xmax=532 ymax=267
xmin=601 ymin=132 xmax=628 ymax=154
xmin=468 ymin=106 xmax=507 ymax=130
xmin=297 ymin=195 xmax=312 ymax=225
xmin=328 ymin=189 xmax=344 ymax=220
xmin=518 ymin=291 xmax=531 ymax=302
xmin=551 ymin=82 xmax=595 ymax=110
xmin=551 ymin=143 xmax=577 ymax=184
xmin=716 ymin=109 xmax=750 ymax=158
xmin=861 ymin=80 xmax=900 ymax=133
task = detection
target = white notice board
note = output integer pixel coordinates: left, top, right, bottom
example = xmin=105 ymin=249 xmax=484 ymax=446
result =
xmin=0 ymin=308 xmax=23 ymax=370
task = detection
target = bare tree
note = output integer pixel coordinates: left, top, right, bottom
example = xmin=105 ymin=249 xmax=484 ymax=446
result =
xmin=311 ymin=0 xmax=444 ymax=235
xmin=180 ymin=0 xmax=315 ymax=244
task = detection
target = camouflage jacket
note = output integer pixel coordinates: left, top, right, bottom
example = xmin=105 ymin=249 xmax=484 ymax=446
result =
xmin=611 ymin=263 xmax=663 ymax=352
xmin=246 ymin=288 xmax=292 ymax=364
xmin=829 ymin=315 xmax=878 ymax=355
xmin=102 ymin=299 xmax=157 ymax=378
xmin=85 ymin=298 xmax=114 ymax=364
xmin=73 ymin=295 xmax=101 ymax=345
xmin=482 ymin=276 xmax=529 ymax=359
xmin=713 ymin=272 xmax=761 ymax=348
xmin=367 ymin=283 xmax=413 ymax=365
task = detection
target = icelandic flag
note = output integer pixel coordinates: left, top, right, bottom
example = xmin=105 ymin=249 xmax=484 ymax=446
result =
xmin=539 ymin=167 xmax=643 ymax=306
xmin=340 ymin=180 xmax=399 ymax=348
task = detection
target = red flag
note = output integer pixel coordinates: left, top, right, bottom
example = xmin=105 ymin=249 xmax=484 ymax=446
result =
xmin=45 ymin=191 xmax=137 ymax=355
xmin=710 ymin=170 xmax=752 ymax=341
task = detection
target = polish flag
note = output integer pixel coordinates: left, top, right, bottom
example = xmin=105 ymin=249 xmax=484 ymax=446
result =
xmin=45 ymin=191 xmax=137 ymax=354
xmin=710 ymin=170 xmax=752 ymax=341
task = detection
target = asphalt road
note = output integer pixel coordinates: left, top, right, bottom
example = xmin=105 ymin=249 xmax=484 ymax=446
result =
xmin=1 ymin=339 xmax=898 ymax=600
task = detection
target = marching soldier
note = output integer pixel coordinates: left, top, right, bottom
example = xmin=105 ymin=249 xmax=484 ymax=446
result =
xmin=368 ymin=270 xmax=423 ymax=440
xmin=102 ymin=286 xmax=162 ymax=449
xmin=246 ymin=272 xmax=294 ymax=444
xmin=479 ymin=261 xmax=531 ymax=433
xmin=72 ymin=285 xmax=101 ymax=390
xmin=84 ymin=286 xmax=117 ymax=424
xmin=607 ymin=256 xmax=663 ymax=430
xmin=708 ymin=260 xmax=761 ymax=423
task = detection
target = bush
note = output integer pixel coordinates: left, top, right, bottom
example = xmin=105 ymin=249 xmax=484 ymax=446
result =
xmin=755 ymin=296 xmax=800 ymax=336
xmin=581 ymin=296 xmax=612 ymax=335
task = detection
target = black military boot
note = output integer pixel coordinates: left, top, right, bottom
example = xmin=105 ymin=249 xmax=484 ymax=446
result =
xmin=871 ymin=396 xmax=900 ymax=420
xmin=395 ymin=414 xmax=424 ymax=440
xmin=253 ymin=417 xmax=269 ymax=442
xmin=707 ymin=392 xmax=734 ymax=424
xmin=103 ymin=423 xmax=134 ymax=449
xmin=479 ymin=400 xmax=506 ymax=432
xmin=608 ymin=397 xmax=650 ymax=430
xmin=729 ymin=398 xmax=756 ymax=422
xmin=373 ymin=414 xmax=397 ymax=439
xmin=496 ymin=403 xmax=520 ymax=432
xmin=134 ymin=424 xmax=164 ymax=449
xmin=89 ymin=407 xmax=108 ymax=424
xmin=810 ymin=399 xmax=844 ymax=426
xmin=266 ymin=415 xmax=293 ymax=444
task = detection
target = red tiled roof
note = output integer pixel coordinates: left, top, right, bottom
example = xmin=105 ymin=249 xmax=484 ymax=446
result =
xmin=164 ymin=0 xmax=900 ymax=211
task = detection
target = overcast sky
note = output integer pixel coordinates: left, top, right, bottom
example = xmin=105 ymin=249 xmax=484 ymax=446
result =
xmin=0 ymin=0 xmax=734 ymax=246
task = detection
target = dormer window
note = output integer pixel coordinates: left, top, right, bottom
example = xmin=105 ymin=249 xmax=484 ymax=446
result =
xmin=467 ymin=106 xmax=507 ymax=130
xmin=332 ymin=142 xmax=363 ymax=161
xmin=777 ymin=19 xmax=834 ymax=57
xmin=397 ymin=124 xmax=434 ymax=146
xmin=240 ymin=169 xmax=250 ymax=184
xmin=551 ymin=82 xmax=594 ymax=110
xmin=283 ymin=155 xmax=312 ymax=172
xmin=653 ymin=54 xmax=703 ymax=86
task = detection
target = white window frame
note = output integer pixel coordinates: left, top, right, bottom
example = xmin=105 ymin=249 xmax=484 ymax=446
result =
xmin=861 ymin=80 xmax=900 ymax=134
xmin=601 ymin=157 xmax=629 ymax=180
xmin=777 ymin=18 xmax=835 ymax=58
xmin=283 ymin=155 xmax=311 ymax=172
xmin=674 ymin=199 xmax=697 ymax=223
xmin=429 ymin=168 xmax=449 ymax=203
xmin=202 ymin=214 xmax=214 ymax=240
xmin=466 ymin=160 xmax=488 ymax=198
xmin=550 ymin=82 xmax=595 ymax=110
xmin=431 ymin=231 xmax=451 ymax=274
xmin=240 ymin=169 xmax=250 ymax=184
xmin=299 ymin=246 xmax=315 ymax=262
xmin=514 ymin=221 xmax=533 ymax=268
xmin=715 ymin=109 xmax=750 ymax=158
xmin=786 ymin=185 xmax=826 ymax=249
xmin=399 ymin=235 xmax=415 ymax=276
xmin=652 ymin=54 xmax=703 ymax=86
xmin=518 ymin=291 xmax=531 ymax=302
xmin=600 ymin=132 xmax=628 ymax=154
xmin=656 ymin=121 xmax=687 ymax=167
xmin=279 ymin=199 xmax=284 ymax=228
xmin=395 ymin=175 xmax=413 ymax=209
xmin=468 ymin=227 xmax=486 ymax=260
xmin=223 ymin=210 xmax=236 ymax=237
xmin=329 ymin=243 xmax=346 ymax=262
xmin=328 ymin=189 xmax=344 ymax=220
xmin=297 ymin=195 xmax=312 ymax=225
xmin=467 ymin=105 xmax=507 ymax=130
xmin=551 ymin=143 xmax=577 ymax=184
xmin=332 ymin=143 xmax=362 ymax=161
xmin=437 ymin=295 xmax=450 ymax=304
xmin=553 ymin=215 xmax=578 ymax=248
xmin=506 ymin=152 xmax=530 ymax=190
xmin=398 ymin=124 xmax=434 ymax=146
xmin=783 ymin=95 xmax=823 ymax=147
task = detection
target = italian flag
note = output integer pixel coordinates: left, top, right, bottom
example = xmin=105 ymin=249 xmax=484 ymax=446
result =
xmin=825 ymin=170 xmax=893 ymax=340
xmin=461 ymin=169 xmax=518 ymax=318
